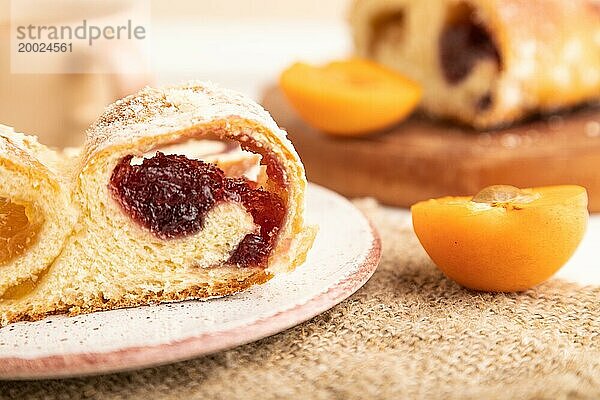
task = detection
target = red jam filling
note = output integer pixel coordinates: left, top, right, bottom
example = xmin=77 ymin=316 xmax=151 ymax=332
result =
xmin=109 ymin=152 xmax=285 ymax=268
xmin=439 ymin=9 xmax=500 ymax=85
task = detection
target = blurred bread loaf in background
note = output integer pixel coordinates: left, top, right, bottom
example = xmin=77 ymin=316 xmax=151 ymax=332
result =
xmin=351 ymin=0 xmax=600 ymax=129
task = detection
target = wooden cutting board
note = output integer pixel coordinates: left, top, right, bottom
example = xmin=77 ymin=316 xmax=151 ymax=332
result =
xmin=262 ymin=87 xmax=600 ymax=211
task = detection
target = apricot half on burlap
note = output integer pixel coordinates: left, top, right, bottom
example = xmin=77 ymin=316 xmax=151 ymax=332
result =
xmin=279 ymin=59 xmax=421 ymax=136
xmin=411 ymin=185 xmax=588 ymax=292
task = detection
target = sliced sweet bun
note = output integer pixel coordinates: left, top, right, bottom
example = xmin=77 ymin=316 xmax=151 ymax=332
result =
xmin=0 ymin=82 xmax=316 ymax=326
xmin=0 ymin=126 xmax=75 ymax=300
xmin=351 ymin=0 xmax=600 ymax=129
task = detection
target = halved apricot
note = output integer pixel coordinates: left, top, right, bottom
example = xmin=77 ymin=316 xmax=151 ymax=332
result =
xmin=0 ymin=197 xmax=43 ymax=265
xmin=411 ymin=185 xmax=588 ymax=292
xmin=279 ymin=59 xmax=422 ymax=136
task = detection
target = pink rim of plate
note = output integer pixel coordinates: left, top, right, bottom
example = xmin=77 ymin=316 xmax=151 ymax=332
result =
xmin=0 ymin=199 xmax=381 ymax=380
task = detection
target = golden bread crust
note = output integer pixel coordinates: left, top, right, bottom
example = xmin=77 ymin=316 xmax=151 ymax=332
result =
xmin=1 ymin=270 xmax=270 ymax=327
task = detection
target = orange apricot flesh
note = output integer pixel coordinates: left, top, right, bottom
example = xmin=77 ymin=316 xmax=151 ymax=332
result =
xmin=1 ymin=276 xmax=41 ymax=300
xmin=0 ymin=197 xmax=43 ymax=266
xmin=411 ymin=185 xmax=588 ymax=292
xmin=279 ymin=59 xmax=422 ymax=136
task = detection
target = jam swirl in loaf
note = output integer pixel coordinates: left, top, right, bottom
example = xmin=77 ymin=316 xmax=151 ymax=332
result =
xmin=109 ymin=152 xmax=285 ymax=268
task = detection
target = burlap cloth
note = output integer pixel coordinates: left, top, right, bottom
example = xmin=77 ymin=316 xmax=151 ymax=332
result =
xmin=1 ymin=200 xmax=599 ymax=399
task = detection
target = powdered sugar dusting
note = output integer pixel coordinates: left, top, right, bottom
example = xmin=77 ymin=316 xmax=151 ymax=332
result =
xmin=85 ymin=82 xmax=293 ymax=164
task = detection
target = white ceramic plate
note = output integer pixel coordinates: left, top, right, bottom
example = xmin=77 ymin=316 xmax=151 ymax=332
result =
xmin=0 ymin=184 xmax=381 ymax=380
